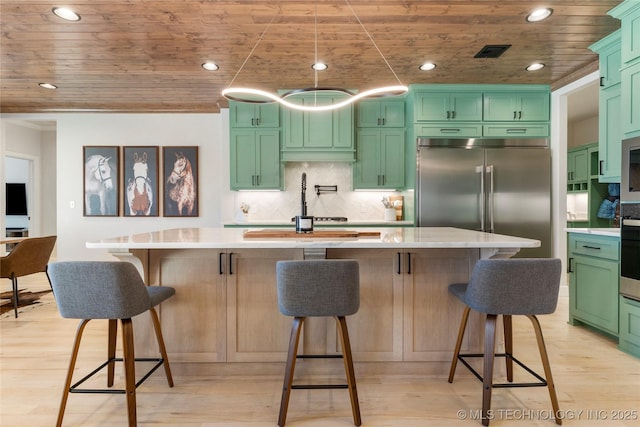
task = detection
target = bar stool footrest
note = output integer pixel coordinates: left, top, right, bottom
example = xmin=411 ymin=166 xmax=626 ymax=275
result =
xmin=292 ymin=384 xmax=349 ymax=390
xmin=457 ymin=352 xmax=548 ymax=388
xmin=69 ymin=357 xmax=166 ymax=394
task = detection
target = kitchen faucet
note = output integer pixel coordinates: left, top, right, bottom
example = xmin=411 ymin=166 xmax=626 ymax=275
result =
xmin=301 ymin=172 xmax=308 ymax=216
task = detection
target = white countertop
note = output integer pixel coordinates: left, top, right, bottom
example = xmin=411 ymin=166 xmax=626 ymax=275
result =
xmin=87 ymin=227 xmax=540 ymax=250
xmin=565 ymin=227 xmax=620 ymax=237
xmin=224 ymin=220 xmax=415 ymax=227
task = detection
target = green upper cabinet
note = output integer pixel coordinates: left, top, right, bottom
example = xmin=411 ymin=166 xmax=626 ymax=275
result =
xmin=483 ymin=92 xmax=550 ymax=122
xmin=609 ymin=0 xmax=640 ymax=65
xmin=568 ymin=146 xmax=590 ymax=187
xmin=413 ymin=91 xmax=482 ymax=122
xmin=281 ymin=93 xmax=355 ymax=161
xmin=354 ymin=129 xmax=405 ymax=189
xmin=230 ymin=129 xmax=282 ymax=190
xmin=356 ymin=99 xmax=405 ymax=127
xmin=590 ymin=30 xmax=623 ymax=182
xmin=229 ymin=102 xmax=280 ymax=128
xmin=609 ymin=1 xmax=640 ymax=138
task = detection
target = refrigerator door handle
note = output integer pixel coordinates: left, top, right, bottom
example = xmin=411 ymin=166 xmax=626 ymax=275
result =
xmin=477 ymin=165 xmax=485 ymax=231
xmin=487 ymin=164 xmax=495 ymax=233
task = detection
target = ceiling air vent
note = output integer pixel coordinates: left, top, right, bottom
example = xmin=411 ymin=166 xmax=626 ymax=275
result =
xmin=474 ymin=45 xmax=511 ymax=58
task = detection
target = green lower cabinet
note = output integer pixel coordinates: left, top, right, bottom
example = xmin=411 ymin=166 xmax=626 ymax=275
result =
xmin=568 ymin=233 xmax=620 ymax=337
xmin=230 ymin=130 xmax=282 ymax=190
xmin=619 ymin=296 xmax=640 ymax=357
xmin=354 ymin=129 xmax=405 ymax=189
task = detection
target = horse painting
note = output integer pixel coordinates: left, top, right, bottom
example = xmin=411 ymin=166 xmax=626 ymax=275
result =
xmin=126 ymin=152 xmax=153 ymax=216
xmin=165 ymin=151 xmax=196 ymax=216
xmin=84 ymin=154 xmax=115 ymax=215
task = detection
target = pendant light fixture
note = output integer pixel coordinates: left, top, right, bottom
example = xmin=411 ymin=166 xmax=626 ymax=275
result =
xmin=222 ymin=0 xmax=408 ymax=112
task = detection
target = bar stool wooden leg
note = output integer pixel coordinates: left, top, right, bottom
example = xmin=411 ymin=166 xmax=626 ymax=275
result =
xmin=482 ymin=314 xmax=498 ymax=427
xmin=527 ymin=315 xmax=562 ymax=425
xmin=503 ymin=315 xmax=513 ymax=382
xmin=337 ymin=316 xmax=362 ymax=426
xmin=57 ymin=319 xmax=90 ymax=427
xmin=278 ymin=316 xmax=305 ymax=427
xmin=121 ymin=318 xmax=137 ymax=427
xmin=107 ymin=319 xmax=117 ymax=387
xmin=149 ymin=307 xmax=174 ymax=386
xmin=448 ymin=306 xmax=471 ymax=383
xmin=11 ymin=275 xmax=19 ymax=318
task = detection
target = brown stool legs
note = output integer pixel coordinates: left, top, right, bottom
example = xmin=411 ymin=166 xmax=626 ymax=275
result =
xmin=56 ymin=313 xmax=173 ymax=427
xmin=449 ymin=311 xmax=561 ymax=426
xmin=278 ymin=316 xmax=361 ymax=427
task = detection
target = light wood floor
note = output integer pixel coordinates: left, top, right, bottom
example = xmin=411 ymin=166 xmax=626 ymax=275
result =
xmin=2 ymin=273 xmax=639 ymax=427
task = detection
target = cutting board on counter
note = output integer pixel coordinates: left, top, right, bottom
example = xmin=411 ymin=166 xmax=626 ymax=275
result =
xmin=243 ymin=229 xmax=380 ymax=239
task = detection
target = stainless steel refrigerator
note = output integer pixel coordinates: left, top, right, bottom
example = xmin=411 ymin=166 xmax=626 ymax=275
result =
xmin=417 ymin=138 xmax=551 ymax=258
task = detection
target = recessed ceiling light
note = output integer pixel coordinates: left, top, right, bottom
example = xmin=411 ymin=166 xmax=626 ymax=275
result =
xmin=52 ymin=7 xmax=81 ymax=21
xmin=526 ymin=63 xmax=545 ymax=71
xmin=39 ymin=83 xmax=58 ymax=89
xmin=526 ymin=8 xmax=553 ymax=22
xmin=311 ymin=62 xmax=328 ymax=71
xmin=201 ymin=62 xmax=219 ymax=71
xmin=418 ymin=62 xmax=437 ymax=71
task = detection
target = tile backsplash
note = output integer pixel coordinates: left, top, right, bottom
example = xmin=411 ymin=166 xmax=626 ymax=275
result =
xmin=230 ymin=162 xmax=413 ymax=222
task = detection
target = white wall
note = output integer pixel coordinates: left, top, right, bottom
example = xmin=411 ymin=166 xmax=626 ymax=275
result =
xmin=568 ymin=115 xmax=598 ymax=149
xmin=54 ymin=113 xmax=224 ymax=260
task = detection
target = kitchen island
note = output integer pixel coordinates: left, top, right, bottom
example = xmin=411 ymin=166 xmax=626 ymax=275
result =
xmin=87 ymin=227 xmax=539 ymax=369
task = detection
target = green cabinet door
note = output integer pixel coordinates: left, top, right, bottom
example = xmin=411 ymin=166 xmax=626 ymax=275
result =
xmin=568 ymin=233 xmax=620 ymax=336
xmin=568 ymin=147 xmax=589 ymax=184
xmin=354 ymin=129 xmax=405 ymax=189
xmin=609 ymin=0 xmax=640 ymax=65
xmin=281 ymin=93 xmax=354 ymax=161
xmin=230 ymin=102 xmax=280 ymax=128
xmin=569 ymin=254 xmax=619 ymax=335
xmin=599 ymin=83 xmax=622 ymax=182
xmin=483 ymin=92 xmax=549 ymax=121
xmin=230 ymin=129 xmax=281 ymax=190
xmin=621 ymin=61 xmax=640 ymax=137
xmin=357 ymin=99 xmax=405 ymax=127
xmin=414 ymin=91 xmax=482 ymax=122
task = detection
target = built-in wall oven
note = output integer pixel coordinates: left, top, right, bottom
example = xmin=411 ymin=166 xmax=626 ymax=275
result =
xmin=621 ymin=203 xmax=640 ymax=302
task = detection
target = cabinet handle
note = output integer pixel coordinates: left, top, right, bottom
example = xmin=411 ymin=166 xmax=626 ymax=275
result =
xmin=599 ymin=160 xmax=604 ymax=175
xmin=382 ymin=118 xmax=386 ymax=125
xmin=377 ymin=118 xmax=381 ymax=126
xmin=518 ymin=111 xmax=522 ymax=120
xmin=406 ymin=252 xmax=411 ymax=275
xmin=513 ymin=111 xmax=517 ymax=120
xmin=582 ymin=245 xmax=601 ymax=250
xmin=600 ymin=76 xmax=605 ymax=87
xmin=251 ymin=118 xmax=255 ymax=126
xmin=397 ymin=252 xmax=402 ymax=275
xmin=506 ymin=128 xmax=527 ymax=133
xmin=381 ymin=175 xmax=385 ymax=185
xmin=446 ymin=111 xmax=450 ymax=119
xmin=256 ymin=117 xmax=260 ymax=126
xmin=451 ymin=110 xmax=456 ymax=119
xmin=256 ymin=175 xmax=260 ymax=186
xmin=219 ymin=252 xmax=225 ymax=275
xmin=568 ymin=257 xmax=574 ymax=273
xmin=228 ymin=252 xmax=234 ymax=275
xmin=440 ymin=128 xmax=461 ymax=133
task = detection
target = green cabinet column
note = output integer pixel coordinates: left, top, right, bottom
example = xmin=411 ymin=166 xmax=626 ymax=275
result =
xmin=354 ymin=129 xmax=405 ymax=189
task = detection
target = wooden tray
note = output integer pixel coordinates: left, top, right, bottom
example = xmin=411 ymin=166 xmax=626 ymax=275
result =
xmin=243 ymin=229 xmax=380 ymax=239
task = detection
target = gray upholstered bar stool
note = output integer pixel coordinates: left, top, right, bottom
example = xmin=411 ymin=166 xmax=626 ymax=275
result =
xmin=447 ymin=258 xmax=562 ymax=426
xmin=276 ymin=259 xmax=361 ymax=427
xmin=47 ymin=261 xmax=175 ymax=427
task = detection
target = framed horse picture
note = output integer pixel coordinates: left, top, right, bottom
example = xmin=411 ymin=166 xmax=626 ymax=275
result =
xmin=122 ymin=146 xmax=159 ymax=217
xmin=83 ymin=146 xmax=119 ymax=217
xmin=163 ymin=146 xmax=199 ymax=217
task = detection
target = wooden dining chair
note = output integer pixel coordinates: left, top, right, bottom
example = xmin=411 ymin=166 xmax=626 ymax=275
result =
xmin=0 ymin=235 xmax=57 ymax=317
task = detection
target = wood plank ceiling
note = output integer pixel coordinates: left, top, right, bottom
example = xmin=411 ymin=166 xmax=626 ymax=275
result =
xmin=0 ymin=0 xmax=622 ymax=113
